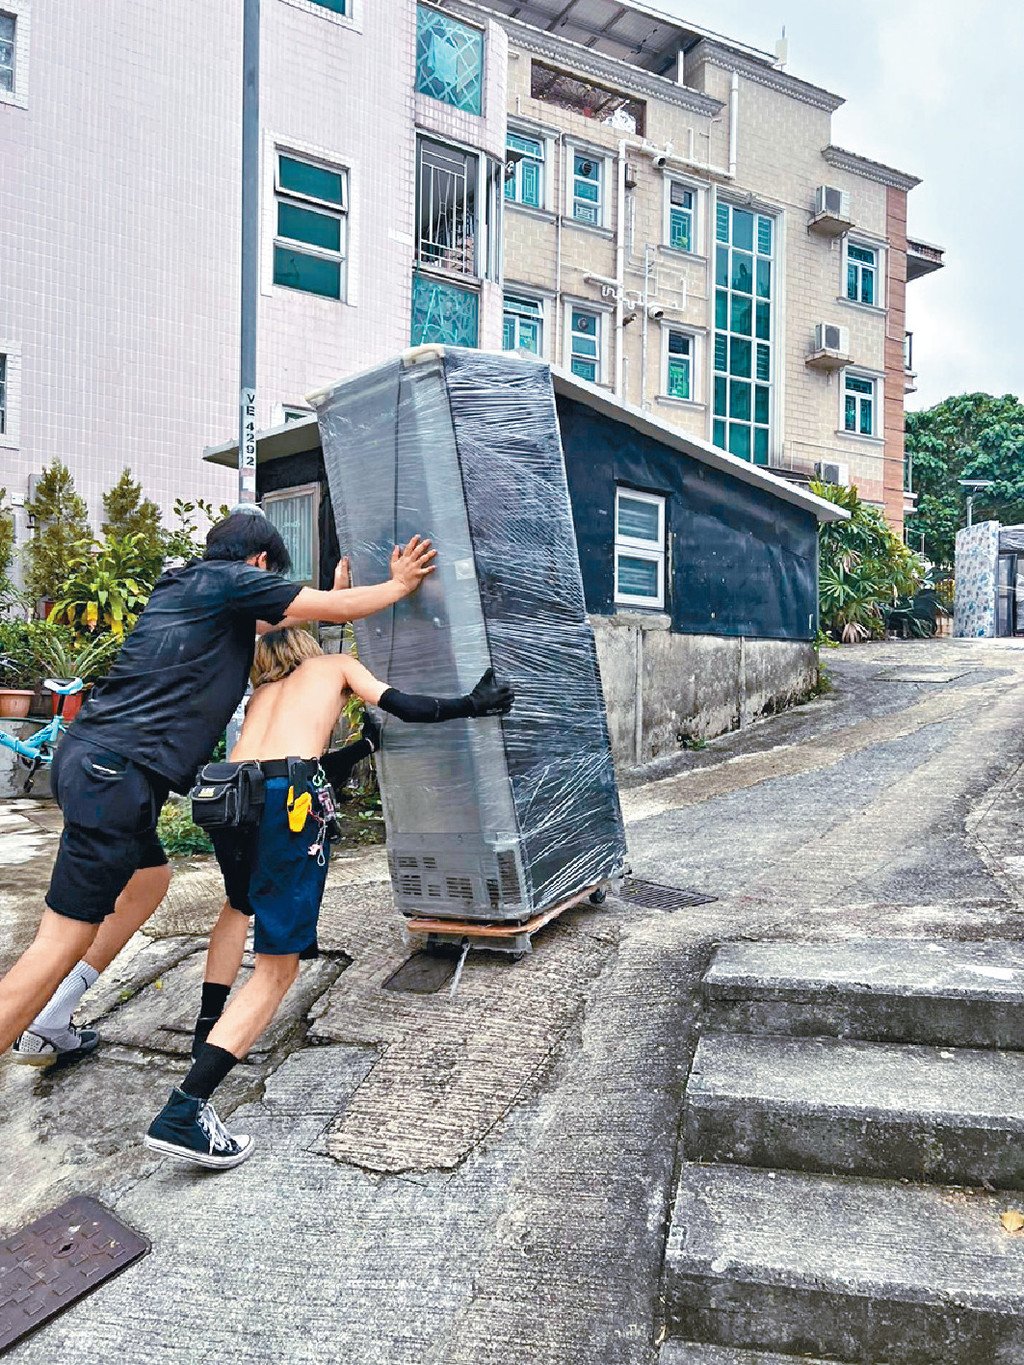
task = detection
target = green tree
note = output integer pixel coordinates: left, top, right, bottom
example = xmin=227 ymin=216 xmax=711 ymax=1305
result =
xmin=906 ymin=393 xmax=1024 ymax=566
xmin=814 ymin=481 xmax=925 ymax=642
xmin=102 ymin=469 xmax=164 ymax=580
xmin=25 ymin=462 xmax=91 ymax=603
xmin=0 ymin=487 xmax=14 ymax=597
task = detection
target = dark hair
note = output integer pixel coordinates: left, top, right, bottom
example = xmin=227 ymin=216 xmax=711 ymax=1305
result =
xmin=203 ymin=511 xmax=291 ymax=574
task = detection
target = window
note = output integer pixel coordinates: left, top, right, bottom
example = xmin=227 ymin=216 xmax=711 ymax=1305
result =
xmin=0 ymin=13 xmax=13 ymax=92
xmin=665 ymin=331 xmax=691 ymax=400
xmin=570 ymin=308 xmax=600 ymax=382
xmin=415 ymin=5 xmax=483 ymax=116
xmin=503 ymin=295 xmax=542 ymax=355
xmin=844 ymin=373 xmax=877 ymax=437
xmin=282 ymin=406 xmax=312 ymax=424
xmin=417 ymin=139 xmax=477 ymax=277
xmin=310 ymin=0 xmax=347 ymax=11
xmin=668 ymin=182 xmax=694 ymax=252
xmin=0 ymin=354 xmax=6 ymax=434
xmin=846 ymin=242 xmax=877 ymax=306
xmin=273 ymin=153 xmax=347 ymax=300
xmin=505 ymin=131 xmax=544 ymax=209
xmin=572 ymin=153 xmax=603 ymax=225
xmin=410 ymin=274 xmax=479 ymax=347
xmin=712 ymin=202 xmax=774 ymax=465
xmin=264 ymin=484 xmax=319 ymax=585
xmin=615 ymin=489 xmax=665 ymax=610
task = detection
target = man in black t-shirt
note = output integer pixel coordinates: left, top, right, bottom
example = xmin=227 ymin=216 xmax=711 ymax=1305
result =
xmin=1 ymin=511 xmax=435 ymax=1064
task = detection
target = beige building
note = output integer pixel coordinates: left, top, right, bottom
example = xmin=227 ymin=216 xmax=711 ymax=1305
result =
xmin=450 ymin=0 xmax=942 ymax=536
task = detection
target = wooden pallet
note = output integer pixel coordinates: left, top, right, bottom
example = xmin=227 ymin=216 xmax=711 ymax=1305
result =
xmin=403 ymin=881 xmax=606 ymax=953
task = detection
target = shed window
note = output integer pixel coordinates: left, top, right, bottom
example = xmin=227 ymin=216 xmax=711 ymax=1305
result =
xmin=263 ymin=484 xmax=319 ymax=585
xmin=615 ymin=488 xmax=665 ymax=609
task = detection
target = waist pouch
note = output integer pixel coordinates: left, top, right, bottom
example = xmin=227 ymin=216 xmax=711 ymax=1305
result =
xmin=189 ymin=762 xmax=266 ymax=831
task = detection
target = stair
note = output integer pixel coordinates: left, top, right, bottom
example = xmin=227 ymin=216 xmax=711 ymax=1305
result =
xmin=685 ymin=1032 xmax=1024 ymax=1187
xmin=664 ymin=940 xmax=1024 ymax=1363
xmin=703 ymin=939 xmax=1024 ymax=1048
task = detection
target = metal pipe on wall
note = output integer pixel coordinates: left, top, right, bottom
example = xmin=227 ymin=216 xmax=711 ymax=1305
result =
xmin=238 ymin=0 xmax=260 ymax=504
xmin=614 ymin=139 xmax=627 ymax=400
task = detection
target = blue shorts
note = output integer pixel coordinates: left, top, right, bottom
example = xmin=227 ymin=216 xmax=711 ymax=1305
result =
xmin=243 ymin=776 xmax=328 ymax=958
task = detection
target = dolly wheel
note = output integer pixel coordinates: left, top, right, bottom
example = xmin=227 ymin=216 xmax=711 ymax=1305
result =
xmin=589 ymin=887 xmax=608 ymax=905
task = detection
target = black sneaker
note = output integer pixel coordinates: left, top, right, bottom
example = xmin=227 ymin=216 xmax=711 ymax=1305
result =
xmin=12 ymin=1024 xmax=100 ymax=1067
xmin=144 ymin=1088 xmax=254 ymax=1170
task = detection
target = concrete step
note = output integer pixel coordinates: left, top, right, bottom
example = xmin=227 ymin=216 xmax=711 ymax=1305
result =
xmin=661 ymin=1346 xmax=836 ymax=1365
xmin=703 ymin=939 xmax=1024 ymax=1048
xmin=664 ymin=1163 xmax=1024 ymax=1364
xmin=684 ymin=1032 xmax=1024 ymax=1187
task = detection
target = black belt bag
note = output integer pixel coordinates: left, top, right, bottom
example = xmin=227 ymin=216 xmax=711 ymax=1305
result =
xmin=189 ymin=762 xmax=266 ymax=831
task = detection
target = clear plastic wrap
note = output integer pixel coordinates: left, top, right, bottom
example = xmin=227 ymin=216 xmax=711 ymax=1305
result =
xmin=310 ymin=346 xmax=628 ymax=922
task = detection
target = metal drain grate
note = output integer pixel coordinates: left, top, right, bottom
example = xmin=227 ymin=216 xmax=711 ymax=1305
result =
xmin=383 ymin=946 xmax=463 ymax=995
xmin=0 ymin=1196 xmax=149 ymax=1351
xmin=619 ymin=877 xmax=718 ymax=910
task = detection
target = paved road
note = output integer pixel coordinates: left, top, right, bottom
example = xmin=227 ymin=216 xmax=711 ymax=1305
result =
xmin=3 ymin=637 xmax=1024 ymax=1364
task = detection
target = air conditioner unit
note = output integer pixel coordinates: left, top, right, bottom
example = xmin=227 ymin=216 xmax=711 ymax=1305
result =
xmin=815 ymin=460 xmax=849 ymax=485
xmin=815 ymin=185 xmax=850 ymax=220
xmin=624 ymin=161 xmax=638 ymax=189
xmin=814 ymin=322 xmax=849 ymax=354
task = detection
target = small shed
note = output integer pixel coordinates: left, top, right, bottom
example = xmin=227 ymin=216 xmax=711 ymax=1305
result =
xmin=204 ymin=354 xmax=845 ymax=767
xmin=955 ymin=521 xmax=1024 ymax=638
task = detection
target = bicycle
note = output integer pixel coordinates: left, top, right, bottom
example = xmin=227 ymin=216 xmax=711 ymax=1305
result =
xmin=0 ymin=664 xmax=84 ymax=793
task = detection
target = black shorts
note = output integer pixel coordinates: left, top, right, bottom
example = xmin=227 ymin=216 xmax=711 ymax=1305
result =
xmin=46 ymin=735 xmax=170 ymax=924
xmin=211 ymin=824 xmax=259 ymax=917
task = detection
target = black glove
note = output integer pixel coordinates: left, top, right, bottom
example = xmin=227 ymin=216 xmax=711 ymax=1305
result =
xmin=466 ymin=667 xmax=514 ymax=718
xmin=361 ymin=709 xmax=382 ymax=753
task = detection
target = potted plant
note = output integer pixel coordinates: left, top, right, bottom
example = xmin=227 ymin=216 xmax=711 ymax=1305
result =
xmin=0 ymin=623 xmax=37 ymax=719
xmin=35 ymin=630 xmax=122 ymax=722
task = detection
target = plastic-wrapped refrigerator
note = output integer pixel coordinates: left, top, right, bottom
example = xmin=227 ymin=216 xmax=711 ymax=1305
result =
xmin=309 ymin=346 xmax=627 ymax=926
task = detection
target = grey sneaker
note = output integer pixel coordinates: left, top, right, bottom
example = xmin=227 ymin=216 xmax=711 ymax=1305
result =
xmin=144 ymin=1088 xmax=254 ymax=1171
xmin=12 ymin=1024 xmax=100 ymax=1067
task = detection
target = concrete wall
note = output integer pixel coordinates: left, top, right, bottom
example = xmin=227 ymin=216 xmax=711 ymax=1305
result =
xmin=592 ymin=613 xmax=818 ymax=769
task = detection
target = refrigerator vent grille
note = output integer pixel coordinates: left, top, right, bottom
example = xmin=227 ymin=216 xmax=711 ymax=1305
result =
xmin=486 ymin=878 xmax=500 ymax=909
xmin=446 ymin=876 xmax=474 ymax=901
xmin=496 ymin=851 xmax=522 ymax=903
xmin=397 ymin=856 xmax=418 ymax=869
xmin=399 ymin=874 xmax=422 ymax=897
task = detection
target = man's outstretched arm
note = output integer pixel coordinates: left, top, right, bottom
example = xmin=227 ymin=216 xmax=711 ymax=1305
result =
xmin=258 ymin=537 xmax=435 ymax=633
xmin=332 ymin=654 xmax=514 ymax=721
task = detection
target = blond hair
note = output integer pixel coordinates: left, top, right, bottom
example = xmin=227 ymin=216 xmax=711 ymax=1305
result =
xmin=251 ymin=628 xmax=323 ymax=686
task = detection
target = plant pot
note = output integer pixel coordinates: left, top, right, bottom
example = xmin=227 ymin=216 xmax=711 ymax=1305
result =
xmin=51 ymin=689 xmax=86 ymax=722
xmin=0 ymin=688 xmax=35 ymax=719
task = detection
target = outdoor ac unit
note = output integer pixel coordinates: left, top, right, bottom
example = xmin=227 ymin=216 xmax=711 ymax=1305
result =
xmin=815 ymin=460 xmax=849 ymax=485
xmin=624 ymin=161 xmax=638 ymax=189
xmin=815 ymin=185 xmax=850 ymax=220
xmin=814 ymin=322 xmax=849 ymax=354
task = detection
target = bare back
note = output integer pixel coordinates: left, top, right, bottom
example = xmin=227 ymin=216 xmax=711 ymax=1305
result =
xmin=229 ymin=654 xmax=386 ymax=762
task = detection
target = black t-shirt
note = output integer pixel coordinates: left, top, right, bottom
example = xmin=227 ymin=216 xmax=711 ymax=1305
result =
xmin=72 ymin=559 xmax=301 ymax=792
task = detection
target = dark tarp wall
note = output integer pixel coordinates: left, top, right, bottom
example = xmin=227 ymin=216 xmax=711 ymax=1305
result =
xmin=555 ymin=395 xmax=820 ymax=641
xmin=257 ymin=448 xmax=340 ymax=589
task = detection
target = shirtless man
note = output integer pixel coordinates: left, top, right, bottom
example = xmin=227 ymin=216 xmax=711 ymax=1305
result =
xmin=143 ymin=627 xmax=513 ymax=1170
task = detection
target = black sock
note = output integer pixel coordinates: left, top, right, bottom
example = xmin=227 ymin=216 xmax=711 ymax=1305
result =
xmin=200 ymin=982 xmax=231 ymax=1018
xmin=181 ymin=1043 xmax=238 ymax=1102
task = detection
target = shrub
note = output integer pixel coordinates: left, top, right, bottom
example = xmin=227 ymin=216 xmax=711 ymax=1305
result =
xmin=50 ymin=532 xmax=156 ymax=638
xmin=25 ymin=463 xmax=91 ymax=603
xmin=156 ymin=800 xmax=213 ymax=856
xmin=102 ymin=469 xmax=165 ymax=582
xmin=0 ymin=620 xmax=77 ymax=688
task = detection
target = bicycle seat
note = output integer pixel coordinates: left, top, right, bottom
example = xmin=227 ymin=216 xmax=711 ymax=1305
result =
xmin=43 ymin=677 xmax=84 ymax=695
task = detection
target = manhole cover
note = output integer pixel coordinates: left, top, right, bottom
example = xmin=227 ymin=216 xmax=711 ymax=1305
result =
xmin=619 ymin=877 xmax=717 ymax=910
xmin=383 ymin=946 xmax=463 ymax=994
xmin=0 ymin=1196 xmax=149 ymax=1351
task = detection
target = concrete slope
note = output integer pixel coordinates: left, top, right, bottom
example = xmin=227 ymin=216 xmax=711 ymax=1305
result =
xmin=684 ymin=1031 xmax=1024 ymax=1187
xmin=703 ymin=939 xmax=1024 ymax=1047
xmin=665 ymin=1163 xmax=1024 ymax=1364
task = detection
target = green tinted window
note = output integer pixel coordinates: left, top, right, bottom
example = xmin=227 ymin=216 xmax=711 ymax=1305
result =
xmin=416 ymin=6 xmax=483 ymax=115
xmin=279 ymin=156 xmax=343 ymax=206
xmin=277 ymin=203 xmax=341 ymax=252
xmin=712 ymin=202 xmax=773 ymax=462
xmin=273 ymin=248 xmax=341 ymax=299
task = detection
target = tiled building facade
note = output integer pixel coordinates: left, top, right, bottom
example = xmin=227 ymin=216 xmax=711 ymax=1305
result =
xmin=1 ymin=0 xmax=937 ymax=547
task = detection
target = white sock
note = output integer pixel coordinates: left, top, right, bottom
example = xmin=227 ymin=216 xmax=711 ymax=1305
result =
xmin=30 ymin=960 xmax=100 ymax=1036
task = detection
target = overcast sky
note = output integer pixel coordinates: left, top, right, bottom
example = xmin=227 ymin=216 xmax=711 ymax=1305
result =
xmin=653 ymin=0 xmax=1023 ymax=411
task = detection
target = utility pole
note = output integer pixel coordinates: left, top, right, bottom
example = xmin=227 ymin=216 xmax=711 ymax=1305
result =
xmin=238 ymin=0 xmax=260 ymax=503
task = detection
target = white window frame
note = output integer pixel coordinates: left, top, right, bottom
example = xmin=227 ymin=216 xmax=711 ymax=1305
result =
xmin=505 ymin=128 xmax=546 ymax=211
xmin=272 ymin=148 xmax=349 ymax=301
xmin=263 ymin=482 xmax=320 ymax=586
xmin=503 ymin=293 xmax=545 ymax=357
xmin=0 ymin=0 xmax=30 ymax=109
xmin=840 ymin=369 xmax=883 ymax=441
xmin=416 ymin=135 xmax=485 ymax=281
xmin=614 ymin=488 xmax=666 ymax=610
xmin=661 ymin=326 xmax=700 ymax=402
xmin=278 ymin=0 xmax=361 ymax=27
xmin=0 ymin=342 xmax=21 ymax=448
xmin=567 ymin=145 xmax=607 ymax=228
xmin=843 ymin=237 xmax=885 ymax=309
xmin=566 ymin=303 xmax=604 ymax=383
xmin=664 ymin=177 xmax=705 ymax=256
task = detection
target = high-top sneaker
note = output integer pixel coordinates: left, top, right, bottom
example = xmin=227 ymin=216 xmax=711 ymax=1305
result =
xmin=144 ymin=1088 xmax=254 ymax=1170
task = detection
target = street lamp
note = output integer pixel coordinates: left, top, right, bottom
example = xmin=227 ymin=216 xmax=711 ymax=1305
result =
xmin=959 ymin=479 xmax=994 ymax=529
